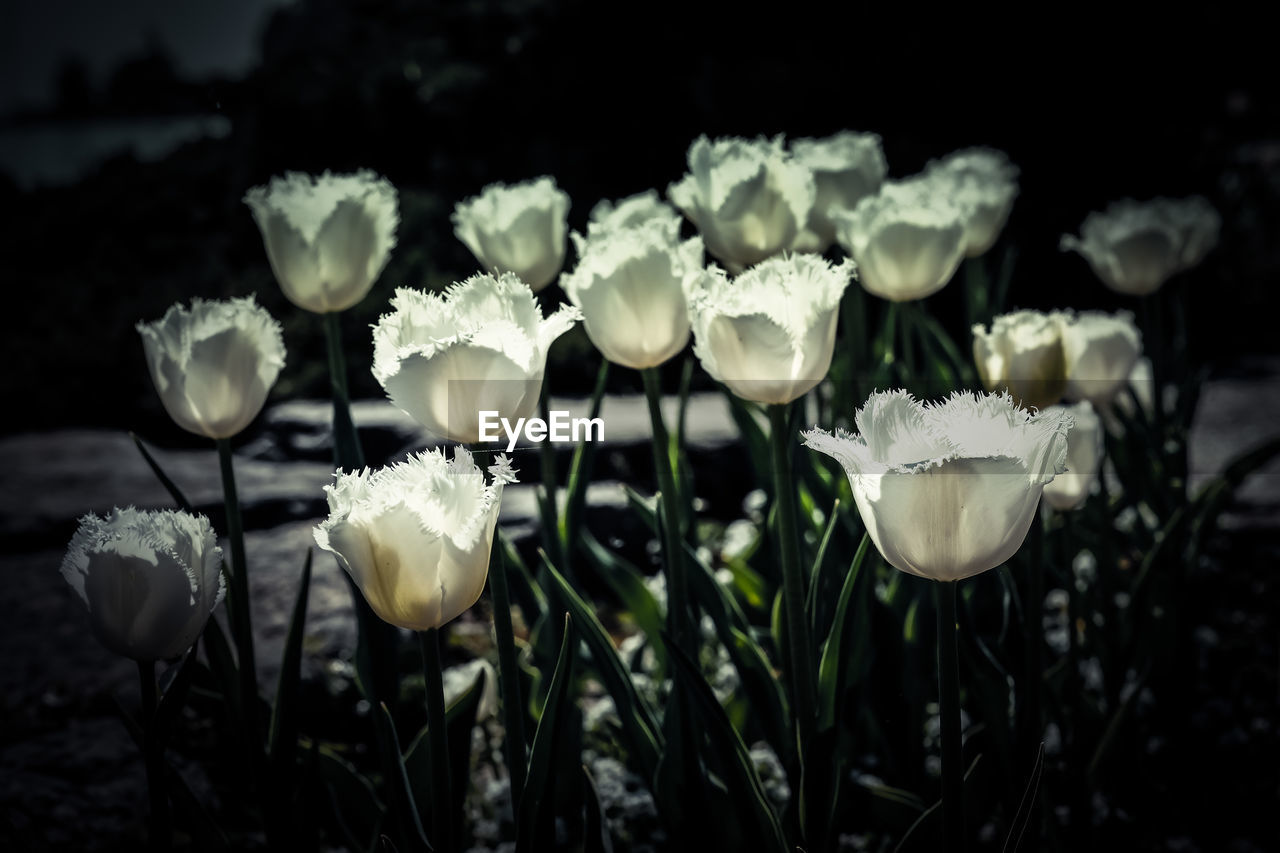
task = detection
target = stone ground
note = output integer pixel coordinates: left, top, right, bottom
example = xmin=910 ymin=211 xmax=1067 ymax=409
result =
xmin=1 ymin=377 xmax=1277 ymax=850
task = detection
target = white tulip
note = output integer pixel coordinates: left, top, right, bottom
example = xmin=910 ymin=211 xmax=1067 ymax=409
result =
xmin=804 ymin=390 xmax=1071 ymax=582
xmin=586 ymin=189 xmax=679 ymax=237
xmin=668 ymin=135 xmax=815 ymax=273
xmin=451 ymin=176 xmax=570 ymax=292
xmin=833 ymin=178 xmax=967 ymax=302
xmin=561 ymin=214 xmax=704 ymax=370
xmin=689 ymin=254 xmax=854 ymax=405
xmin=314 ymin=449 xmax=516 ymax=631
xmin=1058 ymin=310 xmax=1144 ymax=407
xmin=788 ymin=131 xmax=888 ymax=254
xmin=926 ymin=147 xmax=1020 ymax=257
xmin=371 ymin=272 xmax=581 ymax=444
xmin=972 ymin=309 xmax=1068 ymax=410
xmin=243 ymin=170 xmax=398 ymax=313
xmin=1041 ymin=402 xmax=1103 ymax=511
xmin=62 ymin=507 xmax=225 ymax=661
xmin=137 ymin=296 xmax=286 ymax=439
xmin=1060 ymin=196 xmax=1220 ymax=296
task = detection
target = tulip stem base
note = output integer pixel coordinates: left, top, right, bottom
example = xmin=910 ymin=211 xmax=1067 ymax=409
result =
xmin=420 ymin=628 xmax=454 ymax=853
xmin=768 ymin=403 xmax=816 ymax=747
xmin=488 ymin=538 xmax=528 ymax=811
xmin=138 ymin=660 xmax=172 ymax=853
xmin=936 ymin=580 xmax=965 ymax=853
xmin=216 ymin=438 xmax=261 ymax=758
xmin=642 ymin=367 xmax=692 ymax=651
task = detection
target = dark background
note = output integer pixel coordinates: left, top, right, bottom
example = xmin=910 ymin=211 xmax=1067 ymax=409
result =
xmin=1 ymin=1 xmax=1275 ymax=439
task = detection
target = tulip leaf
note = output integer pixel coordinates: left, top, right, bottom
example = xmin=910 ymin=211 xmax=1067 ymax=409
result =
xmin=806 ymin=499 xmax=842 ymax=638
xmin=111 ymin=692 xmax=232 ymax=853
xmin=540 ymin=553 xmax=663 ymax=781
xmin=268 ymin=548 xmax=311 ymax=768
xmin=317 ymin=746 xmax=385 ymax=853
xmin=130 ymin=431 xmax=195 ymax=513
xmin=376 ymin=702 xmax=429 ymax=850
xmin=1002 ymin=743 xmax=1045 ymax=853
xmin=891 ymin=754 xmax=984 ymax=852
xmin=200 ymin=617 xmax=241 ymax=725
xmin=501 ymin=530 xmax=547 ymax=624
xmin=721 ymin=389 xmax=772 ymax=488
xmin=582 ymin=762 xmax=615 ymax=853
xmin=559 ymin=359 xmax=610 ymax=562
xmin=516 ymin=614 xmax=577 ymax=853
xmin=685 ymin=541 xmax=790 ymax=760
xmin=404 ymin=666 xmax=487 ymax=843
xmin=663 ymin=636 xmax=788 ymax=853
xmin=152 ymin=642 xmax=201 ymax=743
xmin=818 ymin=533 xmax=871 ymax=730
xmin=622 ymin=484 xmax=659 ymax=533
xmin=580 ymin=527 xmax=667 ymax=675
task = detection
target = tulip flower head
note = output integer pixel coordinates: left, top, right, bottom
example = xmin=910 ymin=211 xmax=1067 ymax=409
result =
xmin=62 ymin=507 xmax=225 ymax=661
xmin=972 ymin=309 xmax=1069 ymax=410
xmin=561 ymin=210 xmax=704 ymax=370
xmin=689 ymin=254 xmax=854 ymax=405
xmin=586 ymin=189 xmax=680 ymax=237
xmin=1058 ymin=310 xmax=1143 ymax=408
xmin=668 ymin=135 xmax=815 ymax=273
xmin=1041 ymin=401 xmax=1103 ymax=511
xmin=833 ymin=178 xmax=967 ymax=302
xmin=804 ymin=390 xmax=1072 ymax=581
xmin=137 ymin=296 xmax=286 ymax=439
xmin=789 ymin=130 xmax=888 ymax=254
xmin=926 ymin=147 xmax=1020 ymax=257
xmin=452 ymin=176 xmax=570 ymax=292
xmin=243 ymin=170 xmax=399 ymax=313
xmin=314 ymin=449 xmax=517 ymax=631
xmin=372 ymin=273 xmax=582 ymax=444
xmin=1060 ymin=196 xmax=1221 ymax=296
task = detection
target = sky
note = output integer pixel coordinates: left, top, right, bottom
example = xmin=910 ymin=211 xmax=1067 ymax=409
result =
xmin=0 ymin=0 xmax=292 ymax=115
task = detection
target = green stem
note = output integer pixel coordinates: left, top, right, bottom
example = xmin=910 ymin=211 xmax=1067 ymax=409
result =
xmin=322 ymin=311 xmax=364 ymax=470
xmin=1020 ymin=510 xmax=1045 ymax=780
xmin=216 ymin=438 xmax=261 ymax=756
xmin=936 ymin=581 xmax=964 ymax=853
xmin=537 ymin=387 xmax=562 ymax=568
xmin=420 ymin=629 xmax=453 ymax=853
xmin=898 ymin=301 xmax=918 ymax=389
xmin=488 ymin=538 xmax=527 ymax=812
xmin=138 ymin=660 xmax=172 ymax=853
xmin=641 ymin=367 xmax=692 ymax=651
xmin=768 ymin=403 xmax=816 ymax=747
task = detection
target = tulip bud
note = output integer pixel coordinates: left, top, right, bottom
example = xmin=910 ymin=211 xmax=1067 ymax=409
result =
xmin=371 ymin=272 xmax=581 ymax=444
xmin=668 ymin=135 xmax=815 ymax=273
xmin=451 ymin=176 xmax=570 ymax=292
xmin=1041 ymin=402 xmax=1103 ymax=511
xmin=972 ymin=309 xmax=1069 ymax=410
xmin=788 ymin=131 xmax=888 ymax=254
xmin=926 ymin=147 xmax=1020 ymax=257
xmin=314 ymin=449 xmax=517 ymax=631
xmin=61 ymin=507 xmax=226 ymax=661
xmin=804 ymin=390 xmax=1072 ymax=582
xmin=243 ymin=170 xmax=399 ymax=313
xmin=1058 ymin=310 xmax=1143 ymax=408
xmin=689 ymin=254 xmax=854 ymax=405
xmin=136 ymin=296 xmax=286 ymax=439
xmin=1060 ymin=196 xmax=1220 ymax=296
xmin=561 ymin=213 xmax=704 ymax=370
xmin=833 ymin=179 xmax=967 ymax=302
